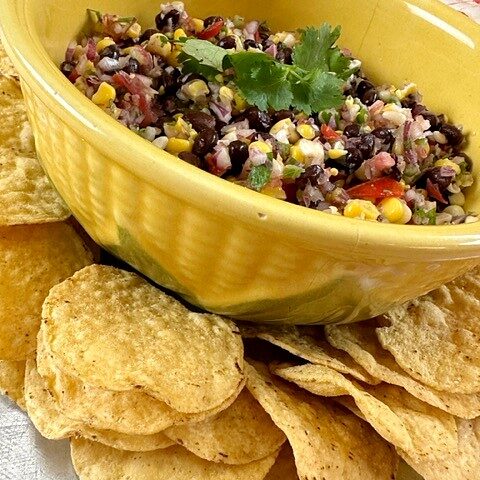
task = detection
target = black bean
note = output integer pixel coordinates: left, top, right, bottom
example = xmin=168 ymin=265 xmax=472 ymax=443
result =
xmin=244 ymin=107 xmax=272 ymax=131
xmin=401 ymin=94 xmax=417 ymax=108
xmin=372 ymin=127 xmax=394 ymax=146
xmin=261 ymin=38 xmax=274 ymax=50
xmin=356 ymin=80 xmax=377 ymax=106
xmin=421 ymin=111 xmax=440 ymax=130
xmin=204 ymin=16 xmax=223 ymax=27
xmin=160 ymin=70 xmax=181 ymax=94
xmin=271 ymin=109 xmax=294 ymax=123
xmin=425 ymin=166 xmax=455 ymax=190
xmin=155 ymin=9 xmax=181 ymax=32
xmin=228 ymin=140 xmax=249 ymax=176
xmin=343 ymin=124 xmax=360 ymax=138
xmin=178 ymin=151 xmax=202 ymax=168
xmin=439 ymin=123 xmax=464 ymax=146
xmin=276 ymin=45 xmax=292 ymax=64
xmin=411 ymin=104 xmax=426 ymax=117
xmin=192 ymin=128 xmax=218 ymax=157
xmin=345 ymin=147 xmax=363 ymax=174
xmin=243 ymin=39 xmax=259 ymax=50
xmin=123 ymin=58 xmax=140 ymax=74
xmin=297 ymin=165 xmax=327 ymax=190
xmin=99 ymin=44 xmax=120 ymax=60
xmin=218 ymin=35 xmax=237 ymax=49
xmin=60 ymin=61 xmax=75 ymax=77
xmin=183 ymin=111 xmax=216 ymax=131
xmin=358 ymin=133 xmax=375 ymax=159
xmin=140 ymin=28 xmax=160 ymax=43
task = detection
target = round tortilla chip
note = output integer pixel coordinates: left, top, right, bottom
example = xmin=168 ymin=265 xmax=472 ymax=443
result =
xmin=0 ymin=148 xmax=70 ymax=225
xmin=376 ymin=268 xmax=480 ymax=394
xmin=264 ymin=444 xmax=299 ymax=480
xmin=274 ymin=363 xmax=479 ymax=479
xmin=0 ymin=75 xmax=34 ymax=156
xmin=165 ymin=389 xmax=286 ymax=464
xmin=325 ymin=321 xmax=480 ymax=418
xmin=42 ymin=265 xmax=244 ymax=414
xmin=0 ymin=223 xmax=94 ymax=360
xmin=70 ymin=438 xmax=279 ymax=480
xmin=24 ymin=360 xmax=173 ymax=452
xmin=245 ymin=361 xmax=398 ymax=480
xmin=240 ymin=324 xmax=378 ymax=384
xmin=37 ymin=331 xmax=245 ymax=435
xmin=0 ymin=359 xmax=25 ymax=409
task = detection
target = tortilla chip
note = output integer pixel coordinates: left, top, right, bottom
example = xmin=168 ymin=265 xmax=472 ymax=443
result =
xmin=0 ymin=75 xmax=34 ymax=155
xmin=274 ymin=363 xmax=478 ymax=479
xmin=0 ymin=223 xmax=94 ymax=360
xmin=246 ymin=361 xmax=398 ymax=480
xmin=325 ymin=321 xmax=480 ymax=418
xmin=376 ymin=267 xmax=480 ymax=394
xmin=0 ymin=43 xmax=18 ymax=78
xmin=264 ymin=444 xmax=299 ymax=480
xmin=0 ymin=148 xmax=70 ymax=225
xmin=36 ymin=330 xmax=244 ymax=435
xmin=165 ymin=389 xmax=285 ymax=464
xmin=24 ymin=360 xmax=174 ymax=451
xmin=0 ymin=359 xmax=25 ymax=409
xmin=42 ymin=265 xmax=244 ymax=414
xmin=240 ymin=324 xmax=378 ymax=384
xmin=70 ymin=438 xmax=279 ymax=480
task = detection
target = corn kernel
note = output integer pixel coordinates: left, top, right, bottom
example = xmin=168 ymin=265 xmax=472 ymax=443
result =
xmin=290 ymin=144 xmax=304 ymax=163
xmin=146 ymin=33 xmax=172 ymax=57
xmin=233 ymin=92 xmax=247 ymax=112
xmin=219 ymin=86 xmax=234 ymax=104
xmin=191 ymin=18 xmax=204 ymax=33
xmin=126 ymin=22 xmax=142 ymax=39
xmin=395 ymin=82 xmax=417 ymax=100
xmin=96 ymin=37 xmax=115 ymax=53
xmin=343 ymin=199 xmax=380 ymax=221
xmin=91 ymin=82 xmax=116 ymax=105
xmin=292 ymin=139 xmax=324 ymax=165
xmin=249 ymin=141 xmax=272 ymax=154
xmin=297 ymin=124 xmax=316 ymax=140
xmin=434 ymin=158 xmax=461 ymax=174
xmin=174 ymin=28 xmax=187 ymax=41
xmin=260 ymin=185 xmax=287 ymax=199
xmin=378 ymin=197 xmax=405 ymax=223
xmin=165 ymin=138 xmax=192 ymax=155
xmin=167 ymin=49 xmax=181 ymax=67
xmin=328 ymin=148 xmax=348 ymax=160
xmin=182 ymin=79 xmax=209 ymax=102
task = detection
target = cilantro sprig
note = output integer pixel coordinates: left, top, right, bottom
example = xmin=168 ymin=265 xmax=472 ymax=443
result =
xmin=179 ymin=24 xmax=357 ymax=114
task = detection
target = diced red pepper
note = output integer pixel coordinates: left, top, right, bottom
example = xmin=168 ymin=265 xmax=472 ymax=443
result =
xmin=426 ymin=178 xmax=448 ymax=204
xmin=320 ymin=124 xmax=340 ymax=141
xmin=347 ymin=177 xmax=404 ymax=201
xmin=197 ymin=20 xmax=224 ymax=40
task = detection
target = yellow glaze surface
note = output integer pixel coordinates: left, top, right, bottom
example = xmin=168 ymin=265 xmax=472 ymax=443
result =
xmin=2 ymin=0 xmax=480 ymax=324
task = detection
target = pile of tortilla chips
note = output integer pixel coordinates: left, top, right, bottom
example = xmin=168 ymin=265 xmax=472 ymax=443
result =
xmin=2 ymin=44 xmax=480 ymax=480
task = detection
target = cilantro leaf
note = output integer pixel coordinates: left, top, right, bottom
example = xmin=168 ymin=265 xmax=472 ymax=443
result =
xmin=178 ymin=53 xmax=221 ymax=81
xmin=293 ymin=24 xmax=340 ymax=71
xmin=248 ymin=164 xmax=271 ymax=191
xmin=229 ymin=52 xmax=292 ymax=111
xmin=181 ymin=39 xmax=227 ymax=71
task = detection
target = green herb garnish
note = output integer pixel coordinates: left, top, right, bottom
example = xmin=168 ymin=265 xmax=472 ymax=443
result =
xmin=248 ymin=164 xmax=272 ymax=191
xmin=179 ymin=24 xmax=357 ymax=114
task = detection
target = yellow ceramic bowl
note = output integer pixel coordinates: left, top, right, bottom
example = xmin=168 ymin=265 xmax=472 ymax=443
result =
xmin=2 ymin=0 xmax=480 ymax=324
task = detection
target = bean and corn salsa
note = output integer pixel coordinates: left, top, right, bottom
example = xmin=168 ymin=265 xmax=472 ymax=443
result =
xmin=61 ymin=1 xmax=477 ymax=225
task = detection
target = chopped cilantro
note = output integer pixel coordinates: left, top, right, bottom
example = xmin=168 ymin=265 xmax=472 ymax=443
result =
xmin=248 ymin=164 xmax=272 ymax=191
xmin=179 ymin=24 xmax=357 ymax=114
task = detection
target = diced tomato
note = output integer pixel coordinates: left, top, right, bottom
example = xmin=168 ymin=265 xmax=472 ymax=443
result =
xmin=197 ymin=20 xmax=224 ymax=40
xmin=426 ymin=179 xmax=448 ymax=204
xmin=347 ymin=177 xmax=404 ymax=201
xmin=320 ymin=124 xmax=340 ymax=141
